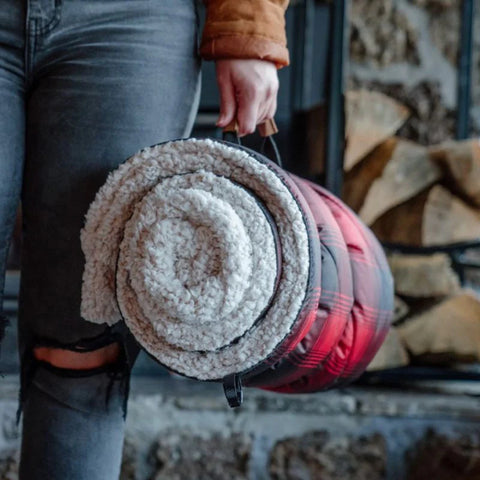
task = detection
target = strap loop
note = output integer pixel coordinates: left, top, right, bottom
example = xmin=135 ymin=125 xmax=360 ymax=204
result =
xmin=221 ymin=119 xmax=283 ymax=168
xmin=223 ymin=373 xmax=243 ymax=408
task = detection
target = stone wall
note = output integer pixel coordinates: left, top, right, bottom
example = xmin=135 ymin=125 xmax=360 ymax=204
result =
xmin=348 ymin=0 xmax=480 ymax=144
xmin=0 ymin=377 xmax=479 ymax=480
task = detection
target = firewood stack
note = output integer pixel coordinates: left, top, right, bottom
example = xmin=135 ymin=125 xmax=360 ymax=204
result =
xmin=341 ymin=90 xmax=480 ymax=373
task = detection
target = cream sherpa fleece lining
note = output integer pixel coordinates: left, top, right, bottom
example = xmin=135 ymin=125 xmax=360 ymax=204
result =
xmin=120 ymin=171 xmax=278 ymax=351
xmin=80 ymin=139 xmax=310 ymax=380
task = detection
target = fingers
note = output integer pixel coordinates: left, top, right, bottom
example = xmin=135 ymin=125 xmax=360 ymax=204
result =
xmin=215 ymin=59 xmax=279 ymax=137
xmin=216 ymin=70 xmax=236 ymax=128
xmin=257 ymin=84 xmax=278 ymax=125
xmin=236 ymin=87 xmax=261 ymax=137
xmin=237 ymin=83 xmax=279 ymax=137
xmin=266 ymin=84 xmax=278 ymax=120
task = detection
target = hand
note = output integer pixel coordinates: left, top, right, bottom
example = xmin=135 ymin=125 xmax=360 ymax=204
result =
xmin=215 ymin=59 xmax=279 ymax=137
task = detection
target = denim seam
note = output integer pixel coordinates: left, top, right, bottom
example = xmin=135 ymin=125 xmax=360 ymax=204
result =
xmin=25 ymin=19 xmax=37 ymax=79
xmin=33 ymin=327 xmax=123 ymax=352
xmin=31 ymin=379 xmax=124 ymax=418
xmin=34 ymin=8 xmax=61 ymax=36
xmin=29 ymin=0 xmax=62 ymax=36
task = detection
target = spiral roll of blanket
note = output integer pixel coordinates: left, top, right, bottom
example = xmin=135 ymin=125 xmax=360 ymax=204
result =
xmin=80 ymin=138 xmax=393 ymax=395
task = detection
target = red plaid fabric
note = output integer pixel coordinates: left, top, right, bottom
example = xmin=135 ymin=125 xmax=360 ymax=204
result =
xmin=245 ymin=176 xmax=393 ymax=393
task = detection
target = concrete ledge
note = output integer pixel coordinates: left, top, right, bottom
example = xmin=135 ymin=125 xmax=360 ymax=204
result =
xmin=128 ymin=375 xmax=480 ymax=420
xmin=0 ymin=375 xmax=479 ymax=479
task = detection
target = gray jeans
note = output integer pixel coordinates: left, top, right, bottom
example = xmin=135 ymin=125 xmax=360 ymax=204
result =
xmin=0 ymin=0 xmax=201 ymax=477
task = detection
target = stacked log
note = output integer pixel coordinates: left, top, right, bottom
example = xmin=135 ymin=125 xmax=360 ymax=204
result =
xmin=344 ymin=136 xmax=480 ymax=246
xmin=371 ymin=185 xmax=480 ymax=246
xmin=397 ymin=292 xmax=480 ymax=365
xmin=342 ymin=90 xmax=480 ymax=373
xmin=387 ymin=253 xmax=460 ymax=298
xmin=344 ymin=89 xmax=410 ymax=171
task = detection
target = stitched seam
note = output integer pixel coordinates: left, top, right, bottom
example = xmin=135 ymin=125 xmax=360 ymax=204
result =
xmin=31 ymin=380 xmax=124 ymax=418
xmin=32 ymin=326 xmax=122 ymax=351
xmin=34 ymin=0 xmax=62 ymax=35
xmin=34 ymin=11 xmax=61 ymax=35
xmin=25 ymin=19 xmax=37 ymax=79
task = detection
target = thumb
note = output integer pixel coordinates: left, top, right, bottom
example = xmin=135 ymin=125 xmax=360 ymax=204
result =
xmin=216 ymin=75 xmax=237 ymax=128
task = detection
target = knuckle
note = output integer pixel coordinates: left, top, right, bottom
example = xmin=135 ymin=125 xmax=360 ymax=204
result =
xmin=248 ymin=86 xmax=261 ymax=100
xmin=269 ymin=82 xmax=279 ymax=96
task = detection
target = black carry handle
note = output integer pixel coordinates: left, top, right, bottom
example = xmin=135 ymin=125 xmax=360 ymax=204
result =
xmin=222 ymin=119 xmax=283 ymax=169
xmin=223 ymin=373 xmax=243 ymax=408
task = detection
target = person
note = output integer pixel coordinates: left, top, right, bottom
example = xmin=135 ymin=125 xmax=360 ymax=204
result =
xmin=0 ymin=0 xmax=289 ymax=477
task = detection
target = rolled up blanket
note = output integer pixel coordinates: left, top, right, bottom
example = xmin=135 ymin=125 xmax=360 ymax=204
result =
xmin=80 ymin=137 xmax=393 ymax=404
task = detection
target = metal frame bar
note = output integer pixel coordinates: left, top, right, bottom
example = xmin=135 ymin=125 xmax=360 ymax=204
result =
xmin=456 ymin=0 xmax=475 ymax=139
xmin=291 ymin=0 xmax=317 ymax=111
xmin=324 ymin=0 xmax=347 ymax=195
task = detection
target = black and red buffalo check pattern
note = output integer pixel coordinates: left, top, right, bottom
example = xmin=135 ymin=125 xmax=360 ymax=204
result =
xmin=245 ymin=176 xmax=393 ymax=393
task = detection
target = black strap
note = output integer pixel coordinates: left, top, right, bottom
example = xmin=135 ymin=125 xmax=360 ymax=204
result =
xmin=260 ymin=135 xmax=283 ymax=168
xmin=221 ymin=130 xmax=283 ymax=168
xmin=222 ymin=129 xmax=241 ymax=146
xmin=223 ymin=373 xmax=243 ymax=408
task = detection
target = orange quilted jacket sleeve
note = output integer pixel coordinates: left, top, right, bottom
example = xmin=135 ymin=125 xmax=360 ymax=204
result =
xmin=200 ymin=0 xmax=290 ymax=68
